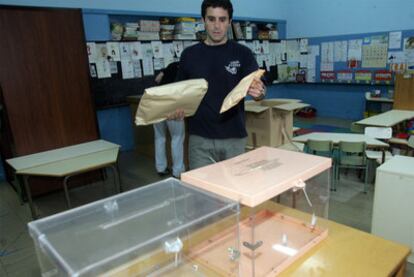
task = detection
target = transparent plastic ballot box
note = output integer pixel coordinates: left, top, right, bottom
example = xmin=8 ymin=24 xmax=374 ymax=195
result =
xmin=28 ymin=178 xmax=240 ymax=277
xmin=181 ymin=146 xmax=331 ymax=276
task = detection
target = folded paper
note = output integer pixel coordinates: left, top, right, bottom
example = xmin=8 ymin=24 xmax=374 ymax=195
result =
xmin=135 ymin=79 xmax=208 ymax=125
xmin=220 ymin=69 xmax=265 ymax=113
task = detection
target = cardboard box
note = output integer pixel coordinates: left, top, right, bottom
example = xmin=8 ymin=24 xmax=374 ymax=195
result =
xmin=245 ymin=99 xmax=309 ymax=148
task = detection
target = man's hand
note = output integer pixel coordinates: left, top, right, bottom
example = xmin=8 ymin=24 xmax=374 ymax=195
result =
xmin=167 ymin=108 xmax=185 ymax=120
xmin=247 ymin=77 xmax=266 ymax=101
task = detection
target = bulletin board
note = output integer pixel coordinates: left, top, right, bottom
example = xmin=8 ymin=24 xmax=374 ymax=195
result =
xmin=282 ymin=29 xmax=414 ymax=85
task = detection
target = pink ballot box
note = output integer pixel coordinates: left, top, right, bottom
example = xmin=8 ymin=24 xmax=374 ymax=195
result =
xmin=182 ymin=146 xmax=332 ymax=276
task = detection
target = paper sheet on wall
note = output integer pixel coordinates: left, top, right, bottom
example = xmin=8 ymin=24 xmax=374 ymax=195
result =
xmin=151 ymin=41 xmax=163 ymax=58
xmin=109 ymin=61 xmax=118 ymax=74
xmin=153 ymin=58 xmax=164 ymax=70
xmin=309 ymin=45 xmax=319 ymax=56
xmin=130 ymin=42 xmax=143 ymax=60
xmin=348 ymin=39 xmax=362 ymax=60
xmin=389 ymin=31 xmax=402 ymax=49
xmin=96 ymin=60 xmax=111 ymax=78
xmin=86 ymin=42 xmax=97 ymax=63
xmin=96 ymin=43 xmax=109 ymax=61
xmin=142 ymin=58 xmax=154 ymax=76
xmin=173 ymin=41 xmax=184 ymax=58
xmin=142 ymin=43 xmax=154 ymax=58
xmin=321 ymin=62 xmax=334 ymax=71
xmin=298 ymin=54 xmax=308 ymax=68
xmin=388 ymin=51 xmax=406 ymax=72
xmin=163 ymin=56 xmax=176 ymax=68
xmin=163 ymin=43 xmax=175 ymax=58
xmin=253 ymin=40 xmax=261 ymax=54
xmin=89 ymin=64 xmax=97 ymax=78
xmin=306 ymin=45 xmax=318 ymax=83
xmin=404 ymin=37 xmax=414 ymax=63
xmin=287 ymin=39 xmax=300 ymax=62
xmin=119 ymin=42 xmax=131 ymax=60
xmin=121 ymin=59 xmax=134 ymax=79
xmin=321 ymin=42 xmax=334 ymax=63
xmin=262 ymin=41 xmax=270 ymax=54
xmin=270 ymin=42 xmax=283 ymax=64
xmin=300 ymin=39 xmax=308 ymax=53
xmin=132 ymin=60 xmax=142 ymax=78
xmin=362 ymin=44 xmax=388 ymax=68
xmin=106 ymin=42 xmax=121 ymax=61
xmin=334 ymin=41 xmax=348 ymax=62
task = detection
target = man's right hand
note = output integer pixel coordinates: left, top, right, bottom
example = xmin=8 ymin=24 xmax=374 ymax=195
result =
xmin=167 ymin=108 xmax=185 ymax=120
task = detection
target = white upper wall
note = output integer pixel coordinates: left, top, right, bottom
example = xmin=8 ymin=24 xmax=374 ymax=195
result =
xmin=284 ymin=0 xmax=414 ymax=38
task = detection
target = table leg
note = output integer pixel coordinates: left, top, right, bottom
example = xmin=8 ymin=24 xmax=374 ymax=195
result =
xmin=22 ymin=175 xmax=38 ymax=219
xmin=63 ymin=175 xmax=72 ymax=208
xmin=108 ymin=164 xmax=122 ymax=193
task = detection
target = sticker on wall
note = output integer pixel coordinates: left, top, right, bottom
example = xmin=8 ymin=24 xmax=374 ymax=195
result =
xmin=355 ymin=70 xmax=372 ymax=83
xmin=320 ymin=71 xmax=336 ymax=82
xmin=337 ymin=70 xmax=353 ymax=83
xmin=374 ymin=70 xmax=393 ymax=84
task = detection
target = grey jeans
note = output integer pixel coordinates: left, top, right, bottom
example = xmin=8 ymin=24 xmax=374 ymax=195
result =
xmin=188 ymin=135 xmax=247 ymax=170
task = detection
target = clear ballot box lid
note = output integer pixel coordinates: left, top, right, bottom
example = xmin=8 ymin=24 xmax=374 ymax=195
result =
xmin=28 ymin=178 xmax=239 ymax=276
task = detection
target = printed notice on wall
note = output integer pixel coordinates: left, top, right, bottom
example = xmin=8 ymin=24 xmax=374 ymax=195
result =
xmin=389 ymin=31 xmax=402 ymax=49
xmin=348 ymin=39 xmax=362 ymax=61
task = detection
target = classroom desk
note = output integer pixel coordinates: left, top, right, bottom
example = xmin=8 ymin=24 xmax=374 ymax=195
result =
xmin=292 ymin=132 xmax=389 ymax=148
xmin=6 ymin=140 xmax=121 ymax=219
xmin=355 ymin=109 xmax=414 ymax=127
xmin=260 ymin=202 xmax=410 ymax=277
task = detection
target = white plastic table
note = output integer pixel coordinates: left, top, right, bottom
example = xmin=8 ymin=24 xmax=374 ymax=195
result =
xmin=292 ymin=132 xmax=389 ymax=148
xmin=354 ymin=109 xmax=414 ymax=127
xmin=6 ymin=140 xmax=121 ymax=218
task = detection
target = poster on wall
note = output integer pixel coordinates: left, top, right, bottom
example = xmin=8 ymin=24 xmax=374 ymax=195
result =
xmin=348 ymin=39 xmax=362 ymax=61
xmin=389 ymin=31 xmax=402 ymax=49
xmin=361 ymin=35 xmax=388 ymax=68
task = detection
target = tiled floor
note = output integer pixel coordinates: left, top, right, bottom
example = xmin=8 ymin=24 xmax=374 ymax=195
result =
xmin=0 ymin=118 xmax=413 ymax=276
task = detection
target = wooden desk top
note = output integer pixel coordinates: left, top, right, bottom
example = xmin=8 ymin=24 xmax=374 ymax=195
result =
xmin=355 ymin=109 xmax=414 ymax=127
xmin=292 ymin=132 xmax=389 ymax=148
xmin=6 ymin=140 xmax=120 ymax=177
xmin=261 ymin=202 xmax=410 ymax=277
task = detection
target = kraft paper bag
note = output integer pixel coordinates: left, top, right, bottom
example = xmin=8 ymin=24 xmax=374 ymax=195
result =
xmin=220 ymin=69 xmax=265 ymax=114
xmin=135 ymin=79 xmax=208 ymax=125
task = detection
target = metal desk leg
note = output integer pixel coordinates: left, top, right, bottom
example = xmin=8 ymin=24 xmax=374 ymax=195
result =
xmin=63 ymin=175 xmax=72 ymax=208
xmin=108 ymin=164 xmax=121 ymax=193
xmin=22 ymin=175 xmax=37 ymax=219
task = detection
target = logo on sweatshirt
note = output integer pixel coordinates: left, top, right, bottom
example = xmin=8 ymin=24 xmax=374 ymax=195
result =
xmin=225 ymin=60 xmax=240 ymax=75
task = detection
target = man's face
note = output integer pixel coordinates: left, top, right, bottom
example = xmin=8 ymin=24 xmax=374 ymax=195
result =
xmin=203 ymin=7 xmax=231 ymax=45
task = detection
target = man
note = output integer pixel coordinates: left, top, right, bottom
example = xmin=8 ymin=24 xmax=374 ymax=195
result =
xmin=175 ymin=0 xmax=266 ymax=169
xmin=153 ymin=62 xmax=185 ymax=178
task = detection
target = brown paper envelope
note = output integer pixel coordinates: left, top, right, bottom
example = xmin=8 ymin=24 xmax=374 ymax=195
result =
xmin=135 ymin=79 xmax=208 ymax=125
xmin=220 ymin=69 xmax=265 ymax=114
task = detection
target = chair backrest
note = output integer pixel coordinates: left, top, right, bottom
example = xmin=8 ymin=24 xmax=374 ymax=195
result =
xmin=408 ymin=135 xmax=414 ymax=149
xmin=339 ymin=141 xmax=366 ymax=153
xmin=364 ymin=127 xmax=392 ymax=139
xmin=350 ymin=122 xmax=365 ymax=134
xmin=338 ymin=141 xmax=367 ymax=165
xmin=306 ymin=139 xmax=333 ymax=153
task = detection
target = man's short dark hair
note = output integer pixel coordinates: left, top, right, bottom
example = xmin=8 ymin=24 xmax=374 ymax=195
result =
xmin=201 ymin=0 xmax=233 ymax=20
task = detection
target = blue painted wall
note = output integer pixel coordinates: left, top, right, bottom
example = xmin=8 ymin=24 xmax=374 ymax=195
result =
xmin=276 ymin=0 xmax=414 ymax=121
xmin=284 ymin=0 xmax=414 ymax=38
